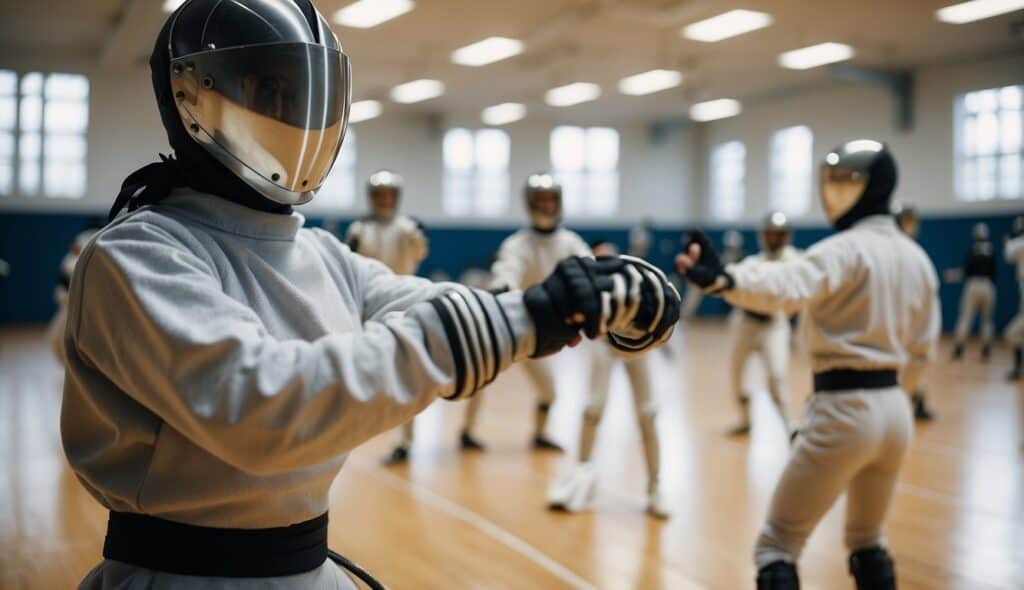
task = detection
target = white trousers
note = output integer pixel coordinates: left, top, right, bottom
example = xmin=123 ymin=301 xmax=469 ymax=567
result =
xmin=80 ymin=559 xmax=358 ymax=590
xmin=729 ymin=312 xmax=792 ymax=429
xmin=754 ymin=388 xmax=913 ymax=568
xmin=954 ymin=278 xmax=996 ymax=344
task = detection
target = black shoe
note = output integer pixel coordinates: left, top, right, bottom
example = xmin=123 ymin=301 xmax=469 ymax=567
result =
xmin=532 ymin=435 xmax=563 ymax=452
xmin=382 ymin=446 xmax=409 ymax=466
xmin=1009 ymin=348 xmax=1022 ymax=381
xmin=912 ymin=393 xmax=935 ymax=421
xmin=981 ymin=344 xmax=991 ymax=361
xmin=952 ymin=344 xmax=964 ymax=360
xmin=1009 ymin=368 xmax=1022 ymax=381
xmin=459 ymin=432 xmax=486 ymax=451
xmin=849 ymin=546 xmax=896 ymax=590
xmin=756 ymin=561 xmax=799 ymax=590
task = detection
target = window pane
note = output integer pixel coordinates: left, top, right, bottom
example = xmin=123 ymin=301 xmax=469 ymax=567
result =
xmin=585 ymin=127 xmax=619 ymax=172
xmin=962 ymin=115 xmax=977 ymax=156
xmin=19 ymin=159 xmax=40 ymax=194
xmin=44 ymin=161 xmax=86 ymax=198
xmin=977 ymin=89 xmax=998 ymax=112
xmin=1000 ymin=154 xmax=1021 ymax=199
xmin=0 ymin=70 xmax=15 ymax=96
xmin=443 ymin=174 xmax=473 ymax=216
xmin=45 ymin=100 xmax=89 ymax=134
xmin=1001 ymin=86 xmax=1022 ymax=110
xmin=45 ymin=135 xmax=86 ymax=161
xmin=711 ymin=141 xmax=745 ymax=220
xmin=475 ymin=129 xmax=509 ymax=171
xmin=587 ymin=171 xmax=618 ymax=216
xmin=977 ymin=156 xmax=997 ymax=200
xmin=19 ymin=133 xmax=41 ymax=160
xmin=20 ymin=72 xmax=43 ymax=96
xmin=559 ymin=172 xmax=585 ymax=216
xmin=0 ymin=163 xmax=12 ymax=196
xmin=551 ymin=126 xmax=585 ymax=172
xmin=965 ymin=91 xmax=981 ymax=114
xmin=0 ymin=97 xmax=14 ymax=130
xmin=771 ymin=125 xmax=813 ymax=216
xmin=444 ymin=128 xmax=474 ymax=172
xmin=960 ymin=160 xmax=977 ymax=201
xmin=475 ymin=173 xmax=509 ymax=217
xmin=976 ymin=112 xmax=998 ymax=155
xmin=1001 ymin=110 xmax=1021 ymax=153
xmin=20 ymin=96 xmax=42 ymax=131
xmin=45 ymin=73 xmax=89 ymax=101
xmin=0 ymin=132 xmax=11 ymax=160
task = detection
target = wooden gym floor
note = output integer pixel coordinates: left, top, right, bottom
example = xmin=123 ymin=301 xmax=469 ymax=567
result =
xmin=1 ymin=321 xmax=1021 ymax=589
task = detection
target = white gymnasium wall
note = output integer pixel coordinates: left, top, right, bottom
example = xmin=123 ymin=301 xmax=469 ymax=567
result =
xmin=698 ymin=52 xmax=1024 ymax=225
xmin=0 ymin=55 xmax=697 ymax=227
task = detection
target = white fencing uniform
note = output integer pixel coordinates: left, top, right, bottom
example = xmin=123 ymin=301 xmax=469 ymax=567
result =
xmin=347 ymin=214 xmax=428 ymax=448
xmin=1005 ymin=236 xmax=1024 ymax=346
xmin=720 ymin=216 xmax=939 ymax=568
xmin=728 ymin=245 xmax=801 ymax=433
xmin=64 ymin=191 xmax=534 ymax=589
xmin=490 ymin=227 xmax=591 ymax=439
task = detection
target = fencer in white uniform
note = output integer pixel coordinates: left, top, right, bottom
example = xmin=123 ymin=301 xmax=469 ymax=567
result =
xmin=344 ymin=171 xmax=432 ymax=465
xmin=546 ymin=240 xmax=675 ymax=518
xmin=486 ymin=173 xmax=594 ymax=451
xmin=726 ymin=212 xmax=800 ymax=437
xmin=679 ymin=140 xmax=939 ymax=590
xmin=1005 ymin=216 xmax=1024 ymax=380
xmin=951 ymin=222 xmax=998 ymax=361
xmin=62 ymin=3 xmax=681 ymax=588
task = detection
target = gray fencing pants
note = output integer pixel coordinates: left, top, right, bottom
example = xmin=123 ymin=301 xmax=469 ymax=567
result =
xmin=954 ymin=277 xmax=996 ymax=345
xmin=1006 ymin=283 xmax=1024 ymax=346
xmin=754 ymin=387 xmax=913 ymax=568
xmin=729 ymin=312 xmax=793 ymax=431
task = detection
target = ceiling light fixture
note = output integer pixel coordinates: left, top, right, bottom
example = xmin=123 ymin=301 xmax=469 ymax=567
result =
xmin=778 ymin=42 xmax=854 ymax=70
xmin=452 ymin=37 xmax=525 ymax=67
xmin=682 ymin=9 xmax=773 ymax=42
xmin=481 ymin=103 xmax=527 ymax=125
xmin=545 ymin=82 xmax=601 ymax=107
xmin=390 ymin=79 xmax=445 ymax=104
xmin=618 ymin=69 xmax=684 ymax=96
xmin=333 ymin=0 xmax=415 ymax=29
xmin=689 ymin=98 xmax=742 ymax=122
xmin=349 ymin=100 xmax=383 ymax=123
xmin=936 ymin=0 xmax=1024 ymax=23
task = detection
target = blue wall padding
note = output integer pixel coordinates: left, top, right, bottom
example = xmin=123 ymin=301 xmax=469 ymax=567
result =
xmin=1 ymin=209 xmax=1020 ymax=333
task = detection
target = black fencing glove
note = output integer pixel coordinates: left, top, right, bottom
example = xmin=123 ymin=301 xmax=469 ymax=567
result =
xmin=524 ymin=257 xmax=598 ymax=357
xmin=682 ymin=230 xmax=734 ymax=294
xmin=606 ymin=256 xmax=681 ymax=355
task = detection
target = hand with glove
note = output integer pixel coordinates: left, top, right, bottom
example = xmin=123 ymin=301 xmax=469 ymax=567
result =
xmin=525 ymin=256 xmax=680 ymax=358
xmin=675 ymin=230 xmax=734 ymax=294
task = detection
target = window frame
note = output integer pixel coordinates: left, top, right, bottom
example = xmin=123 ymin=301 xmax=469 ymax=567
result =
xmin=955 ymin=84 xmax=1023 ymax=202
xmin=442 ymin=127 xmax=511 ymax=218
xmin=709 ymin=140 xmax=746 ymax=221
xmin=770 ymin=125 xmax=813 ymax=217
xmin=549 ymin=125 xmax=620 ymax=218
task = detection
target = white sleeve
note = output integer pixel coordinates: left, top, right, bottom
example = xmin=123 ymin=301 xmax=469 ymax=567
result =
xmin=722 ymin=237 xmax=857 ymax=316
xmin=490 ymin=236 xmax=526 ymax=291
xmin=69 ymin=225 xmax=533 ymax=478
xmin=1006 ymin=236 xmax=1024 ymax=263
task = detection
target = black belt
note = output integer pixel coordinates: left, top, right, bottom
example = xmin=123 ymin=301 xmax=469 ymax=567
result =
xmin=104 ymin=511 xmax=329 ymax=578
xmin=813 ymin=369 xmax=899 ymax=392
xmin=742 ymin=309 xmax=772 ymax=323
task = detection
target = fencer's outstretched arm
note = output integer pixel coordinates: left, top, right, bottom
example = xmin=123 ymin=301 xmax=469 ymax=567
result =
xmin=718 ymin=240 xmax=856 ymax=317
xmin=67 ymin=224 xmax=532 ymax=478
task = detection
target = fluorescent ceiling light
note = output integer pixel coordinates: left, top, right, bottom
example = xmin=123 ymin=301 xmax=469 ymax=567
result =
xmin=936 ymin=0 xmax=1024 ymax=23
xmin=334 ymin=0 xmax=415 ymax=29
xmin=390 ymin=79 xmax=445 ymax=104
xmin=349 ymin=100 xmax=382 ymax=123
xmin=618 ymin=69 xmax=683 ymax=96
xmin=545 ymin=82 xmax=601 ymax=107
xmin=452 ymin=37 xmax=524 ymax=67
xmin=481 ymin=103 xmax=527 ymax=125
xmin=689 ymin=98 xmax=742 ymax=122
xmin=682 ymin=9 xmax=773 ymax=42
xmin=163 ymin=0 xmax=186 ymax=12
xmin=778 ymin=42 xmax=854 ymax=70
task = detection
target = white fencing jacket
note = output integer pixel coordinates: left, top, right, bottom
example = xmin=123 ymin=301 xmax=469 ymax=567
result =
xmin=61 ymin=190 xmax=534 ymax=531
xmin=722 ymin=216 xmax=940 ymax=393
xmin=345 ymin=214 xmax=427 ymax=276
xmin=490 ymin=227 xmax=592 ymax=291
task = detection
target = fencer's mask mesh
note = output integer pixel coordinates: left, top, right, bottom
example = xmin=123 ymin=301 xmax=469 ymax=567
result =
xmin=819 ymin=140 xmax=897 ymax=230
xmin=366 ymin=170 xmax=403 ymax=219
xmin=972 ymin=223 xmax=989 ymax=241
xmin=525 ymin=173 xmax=562 ymax=232
xmin=760 ymin=211 xmax=791 ymax=255
xmin=167 ymin=0 xmax=351 ymax=206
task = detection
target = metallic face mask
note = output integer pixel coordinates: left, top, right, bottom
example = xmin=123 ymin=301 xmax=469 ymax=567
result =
xmin=168 ymin=0 xmax=351 ymax=206
xmin=820 ymin=165 xmax=868 ymax=224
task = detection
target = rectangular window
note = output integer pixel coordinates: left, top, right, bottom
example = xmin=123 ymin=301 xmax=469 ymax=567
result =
xmin=318 ymin=129 xmax=356 ymax=208
xmin=443 ymin=128 xmax=510 ymax=217
xmin=2 ymin=71 xmax=89 ymax=199
xmin=771 ymin=125 xmax=813 ymax=216
xmin=710 ymin=140 xmax=745 ymax=220
xmin=956 ymin=85 xmax=1023 ymax=201
xmin=550 ymin=126 xmax=619 ymax=217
